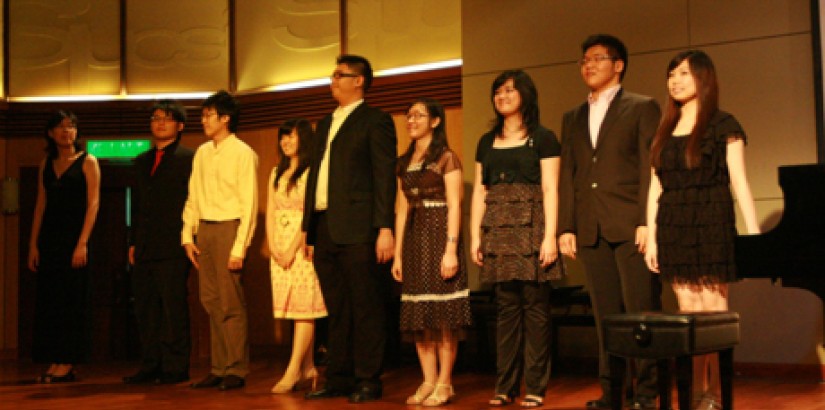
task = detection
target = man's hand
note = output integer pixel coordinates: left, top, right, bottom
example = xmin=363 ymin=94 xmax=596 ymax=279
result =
xmin=635 ymin=226 xmax=648 ymax=254
xmin=375 ymin=228 xmax=394 ymax=263
xmin=183 ymin=243 xmax=200 ymax=269
xmin=228 ymin=256 xmax=244 ymax=271
xmin=559 ymin=233 xmax=577 ymax=259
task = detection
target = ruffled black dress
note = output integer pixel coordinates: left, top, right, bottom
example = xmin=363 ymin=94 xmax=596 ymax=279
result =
xmin=654 ymin=111 xmax=746 ymax=285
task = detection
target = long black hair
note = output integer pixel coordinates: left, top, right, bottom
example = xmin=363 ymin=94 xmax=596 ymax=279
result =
xmin=274 ymin=118 xmax=313 ymax=193
xmin=396 ymin=98 xmax=449 ymax=176
xmin=44 ymin=110 xmax=80 ymax=159
xmin=489 ymin=70 xmax=540 ymax=137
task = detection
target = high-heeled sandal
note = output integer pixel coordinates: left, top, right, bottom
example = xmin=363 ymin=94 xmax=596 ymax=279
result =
xmin=406 ymin=382 xmax=435 ymax=405
xmin=519 ymin=395 xmax=543 ymax=408
xmin=48 ymin=370 xmax=76 ymax=383
xmin=422 ymin=383 xmax=455 ymax=407
xmin=300 ymin=368 xmax=319 ymax=391
xmin=36 ymin=373 xmax=53 ymax=384
xmin=694 ymin=393 xmax=722 ymax=410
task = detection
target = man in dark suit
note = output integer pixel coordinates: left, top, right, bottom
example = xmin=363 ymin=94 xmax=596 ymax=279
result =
xmin=124 ymin=100 xmax=193 ymax=385
xmin=302 ymin=54 xmax=397 ymax=404
xmin=558 ymin=34 xmax=662 ymax=410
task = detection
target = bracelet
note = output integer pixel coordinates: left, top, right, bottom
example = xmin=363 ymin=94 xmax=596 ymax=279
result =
xmin=446 ymin=236 xmax=458 ymax=244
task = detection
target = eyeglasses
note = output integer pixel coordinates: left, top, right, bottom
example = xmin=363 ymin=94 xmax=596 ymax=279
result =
xmin=406 ymin=112 xmax=429 ymax=121
xmin=330 ymin=71 xmax=360 ymax=80
xmin=151 ymin=115 xmax=177 ymax=123
xmin=579 ymin=54 xmax=615 ymax=66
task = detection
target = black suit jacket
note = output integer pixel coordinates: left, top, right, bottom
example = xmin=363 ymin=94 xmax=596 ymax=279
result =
xmin=559 ymin=89 xmax=661 ymax=246
xmin=302 ymin=103 xmax=397 ymax=245
xmin=131 ymin=140 xmax=194 ymax=261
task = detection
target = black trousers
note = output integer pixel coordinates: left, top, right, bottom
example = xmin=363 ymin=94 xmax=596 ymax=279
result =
xmin=131 ymin=257 xmax=191 ymax=374
xmin=495 ymin=280 xmax=552 ymax=398
xmin=312 ymin=213 xmax=386 ymax=391
xmin=579 ymin=236 xmax=661 ymax=400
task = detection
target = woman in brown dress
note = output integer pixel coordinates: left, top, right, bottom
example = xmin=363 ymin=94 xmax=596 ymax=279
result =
xmin=470 ymin=70 xmax=563 ymax=408
xmin=392 ymin=98 xmax=472 ymax=406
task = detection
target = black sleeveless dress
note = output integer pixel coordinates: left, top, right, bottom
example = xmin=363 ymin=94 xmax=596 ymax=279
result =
xmin=33 ymin=153 xmax=91 ymax=364
xmin=654 ymin=112 xmax=745 ymax=285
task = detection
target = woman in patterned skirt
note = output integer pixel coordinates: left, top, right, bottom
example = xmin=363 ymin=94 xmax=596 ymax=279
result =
xmin=391 ymin=98 xmax=472 ymax=407
xmin=645 ymin=50 xmax=759 ymax=409
xmin=470 ymin=70 xmax=563 ymax=408
xmin=267 ymin=119 xmax=327 ymax=393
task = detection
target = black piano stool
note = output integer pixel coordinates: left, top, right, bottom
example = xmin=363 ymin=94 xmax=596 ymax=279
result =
xmin=603 ymin=312 xmax=740 ymax=410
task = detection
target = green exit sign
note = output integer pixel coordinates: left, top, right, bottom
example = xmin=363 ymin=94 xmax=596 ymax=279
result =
xmin=87 ymin=139 xmax=151 ymax=159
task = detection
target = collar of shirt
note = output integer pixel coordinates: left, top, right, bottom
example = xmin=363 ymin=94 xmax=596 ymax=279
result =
xmin=207 ymin=134 xmax=238 ymax=154
xmin=155 ymin=139 xmax=179 ymax=154
xmin=333 ymin=99 xmax=364 ymax=120
xmin=587 ymin=84 xmax=622 ymax=106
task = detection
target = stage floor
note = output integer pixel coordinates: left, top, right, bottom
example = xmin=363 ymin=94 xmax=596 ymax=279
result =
xmin=2 ymin=359 xmax=824 ymax=409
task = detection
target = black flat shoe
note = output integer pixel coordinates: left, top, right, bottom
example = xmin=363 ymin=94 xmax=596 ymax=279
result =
xmin=156 ymin=372 xmax=189 ymax=385
xmin=123 ymin=370 xmax=159 ymax=384
xmin=217 ymin=375 xmax=245 ymax=391
xmin=305 ymin=386 xmax=349 ymax=400
xmin=348 ymin=386 xmax=382 ymax=403
xmin=49 ymin=371 xmax=76 ymax=383
xmin=190 ymin=374 xmax=223 ymax=389
xmin=585 ymin=397 xmax=611 ymax=409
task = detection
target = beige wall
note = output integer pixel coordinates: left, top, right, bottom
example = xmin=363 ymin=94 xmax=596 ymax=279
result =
xmin=462 ymin=0 xmax=821 ymax=367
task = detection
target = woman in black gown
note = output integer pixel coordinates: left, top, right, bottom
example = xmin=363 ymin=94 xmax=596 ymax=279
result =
xmin=645 ymin=51 xmax=758 ymax=409
xmin=27 ymin=111 xmax=101 ymax=383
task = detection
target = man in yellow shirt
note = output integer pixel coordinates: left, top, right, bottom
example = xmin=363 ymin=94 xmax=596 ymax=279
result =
xmin=181 ymin=90 xmax=258 ymax=391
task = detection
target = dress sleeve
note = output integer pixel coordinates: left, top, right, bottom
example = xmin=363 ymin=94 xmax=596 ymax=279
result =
xmin=715 ymin=113 xmax=747 ymax=144
xmin=534 ymin=127 xmax=561 ymax=158
xmin=439 ymin=149 xmax=463 ymax=174
xmin=475 ymin=132 xmax=492 ymax=162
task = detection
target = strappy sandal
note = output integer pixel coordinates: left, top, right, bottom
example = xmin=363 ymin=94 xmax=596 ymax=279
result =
xmin=423 ymin=383 xmax=455 ymax=407
xmin=406 ymin=382 xmax=435 ymax=405
xmin=520 ymin=395 xmax=544 ymax=408
xmin=489 ymin=394 xmax=514 ymax=407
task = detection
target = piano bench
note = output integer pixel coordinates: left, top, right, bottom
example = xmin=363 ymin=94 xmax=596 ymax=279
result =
xmin=603 ymin=312 xmax=740 ymax=410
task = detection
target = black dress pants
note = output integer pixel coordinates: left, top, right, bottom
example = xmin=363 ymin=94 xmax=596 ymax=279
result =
xmin=579 ymin=237 xmax=660 ymax=400
xmin=131 ymin=257 xmax=191 ymax=375
xmin=312 ymin=213 xmax=386 ymax=391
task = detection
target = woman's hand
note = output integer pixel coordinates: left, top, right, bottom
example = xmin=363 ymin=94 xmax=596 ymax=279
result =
xmin=391 ymin=258 xmax=402 ymax=282
xmin=470 ymin=238 xmax=484 ymax=267
xmin=28 ymin=246 xmax=39 ymax=272
xmin=441 ymin=251 xmax=459 ymax=279
xmin=644 ymin=242 xmax=660 ymax=274
xmin=539 ymin=237 xmax=558 ymax=267
xmin=71 ymin=243 xmax=88 ymax=268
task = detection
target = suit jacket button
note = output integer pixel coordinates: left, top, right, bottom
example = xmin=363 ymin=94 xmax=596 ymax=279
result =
xmin=591 ymin=182 xmax=598 ymax=189
xmin=592 ymin=157 xmax=597 ymax=163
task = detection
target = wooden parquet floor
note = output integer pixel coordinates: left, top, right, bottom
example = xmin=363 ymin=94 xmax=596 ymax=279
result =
xmin=1 ymin=359 xmax=824 ymax=409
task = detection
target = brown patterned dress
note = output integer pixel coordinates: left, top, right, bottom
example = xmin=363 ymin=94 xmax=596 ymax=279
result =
xmin=398 ymin=150 xmax=472 ymax=342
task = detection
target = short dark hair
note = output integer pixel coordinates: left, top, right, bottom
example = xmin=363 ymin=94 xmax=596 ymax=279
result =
xmin=202 ymin=90 xmax=240 ymax=132
xmin=337 ymin=54 xmax=373 ymax=93
xmin=44 ymin=110 xmax=80 ymax=159
xmin=581 ymin=34 xmax=628 ymax=80
xmin=152 ymin=99 xmax=187 ymax=137
xmin=489 ymin=70 xmax=540 ymax=136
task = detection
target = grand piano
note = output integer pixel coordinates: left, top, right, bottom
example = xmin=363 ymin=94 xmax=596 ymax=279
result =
xmin=735 ymin=164 xmax=825 ymax=304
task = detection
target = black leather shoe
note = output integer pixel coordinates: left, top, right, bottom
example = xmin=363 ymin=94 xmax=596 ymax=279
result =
xmin=218 ymin=375 xmax=245 ymax=391
xmin=123 ymin=370 xmax=158 ymax=384
xmin=156 ymin=372 xmax=189 ymax=385
xmin=586 ymin=397 xmax=611 ymax=409
xmin=305 ymin=386 xmax=349 ymax=400
xmin=348 ymin=386 xmax=382 ymax=403
xmin=190 ymin=374 xmax=223 ymax=388
xmin=627 ymin=396 xmax=657 ymax=409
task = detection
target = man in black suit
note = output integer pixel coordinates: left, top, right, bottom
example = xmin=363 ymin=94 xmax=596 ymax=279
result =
xmin=124 ymin=100 xmax=193 ymax=385
xmin=302 ymin=54 xmax=397 ymax=403
xmin=558 ymin=35 xmax=661 ymax=410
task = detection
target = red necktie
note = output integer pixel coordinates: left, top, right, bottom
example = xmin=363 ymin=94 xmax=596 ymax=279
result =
xmin=150 ymin=149 xmax=164 ymax=176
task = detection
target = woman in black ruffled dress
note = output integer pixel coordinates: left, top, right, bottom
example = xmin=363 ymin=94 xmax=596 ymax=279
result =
xmin=645 ymin=50 xmax=759 ymax=410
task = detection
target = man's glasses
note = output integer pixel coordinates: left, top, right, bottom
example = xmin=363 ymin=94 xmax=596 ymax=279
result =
xmin=579 ymin=54 xmax=615 ymax=66
xmin=330 ymin=71 xmax=360 ymax=80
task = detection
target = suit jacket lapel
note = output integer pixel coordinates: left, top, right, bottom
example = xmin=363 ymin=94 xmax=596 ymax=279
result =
xmin=577 ymin=103 xmax=595 ymax=154
xmin=594 ymin=88 xmax=625 ymax=152
xmin=331 ymin=103 xmax=367 ymax=150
